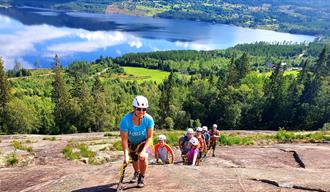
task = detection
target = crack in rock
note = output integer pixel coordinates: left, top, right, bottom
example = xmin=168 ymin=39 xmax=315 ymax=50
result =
xmin=279 ymin=148 xmax=306 ymax=168
xmin=251 ymin=178 xmax=326 ymax=192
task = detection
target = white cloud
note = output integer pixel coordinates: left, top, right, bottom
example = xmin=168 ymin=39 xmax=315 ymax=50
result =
xmin=45 ymin=30 xmax=143 ymax=57
xmin=46 ymin=30 xmax=130 ymax=56
xmin=0 ymin=16 xmax=143 ymax=69
xmin=175 ymin=41 xmax=215 ymax=50
xmin=0 ymin=23 xmax=73 ymax=68
xmin=116 ymin=49 xmax=122 ymax=55
xmin=128 ymin=37 xmax=143 ymax=48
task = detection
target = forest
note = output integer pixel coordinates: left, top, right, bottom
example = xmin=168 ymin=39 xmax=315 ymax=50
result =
xmin=0 ymin=42 xmax=329 ymax=134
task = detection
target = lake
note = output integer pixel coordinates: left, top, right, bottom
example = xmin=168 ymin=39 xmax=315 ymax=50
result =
xmin=0 ymin=7 xmax=315 ymax=69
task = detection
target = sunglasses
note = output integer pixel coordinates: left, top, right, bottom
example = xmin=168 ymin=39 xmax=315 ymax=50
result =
xmin=135 ymin=108 xmax=147 ymax=112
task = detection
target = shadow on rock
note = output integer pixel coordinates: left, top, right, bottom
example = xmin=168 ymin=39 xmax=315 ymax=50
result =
xmin=72 ymin=183 xmax=117 ymax=192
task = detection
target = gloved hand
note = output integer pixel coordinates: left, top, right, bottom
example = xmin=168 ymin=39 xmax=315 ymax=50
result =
xmin=124 ymin=151 xmax=129 ymax=164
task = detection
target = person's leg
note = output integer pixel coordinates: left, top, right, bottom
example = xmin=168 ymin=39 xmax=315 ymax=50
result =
xmin=137 ymin=156 xmax=148 ymax=188
xmin=139 ymin=156 xmax=148 ymax=176
xmin=211 ymin=141 xmax=216 ymax=157
xmin=137 ymin=142 xmax=147 ymax=188
xmin=132 ymin=161 xmax=139 ymax=172
xmin=181 ymin=150 xmax=188 ymax=164
xmin=129 ymin=145 xmax=140 ymax=183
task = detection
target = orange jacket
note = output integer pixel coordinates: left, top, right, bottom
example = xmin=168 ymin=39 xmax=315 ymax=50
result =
xmin=154 ymin=143 xmax=174 ymax=156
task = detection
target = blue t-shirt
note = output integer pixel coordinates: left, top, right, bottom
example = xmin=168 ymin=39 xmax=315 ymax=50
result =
xmin=119 ymin=113 xmax=154 ymax=144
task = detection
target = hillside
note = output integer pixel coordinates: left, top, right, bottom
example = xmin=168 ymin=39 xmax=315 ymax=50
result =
xmin=0 ymin=42 xmax=329 ymax=135
xmin=1 ymin=0 xmax=330 ymax=37
xmin=0 ymin=132 xmax=330 ymax=191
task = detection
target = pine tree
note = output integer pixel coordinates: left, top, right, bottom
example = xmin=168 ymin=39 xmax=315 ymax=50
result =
xmin=236 ymin=52 xmax=250 ymax=79
xmin=300 ymin=47 xmax=327 ymax=104
xmin=298 ymin=46 xmax=330 ymax=129
xmin=77 ymin=82 xmax=94 ymax=132
xmin=262 ymin=62 xmax=287 ymax=129
xmin=286 ymin=77 xmax=303 ymax=128
xmin=226 ymin=56 xmax=239 ymax=86
xmin=298 ymin=59 xmax=310 ymax=84
xmin=0 ymin=57 xmax=10 ymax=133
xmin=314 ymin=46 xmax=328 ymax=77
xmin=52 ymin=55 xmax=71 ymax=134
xmin=159 ymin=72 xmax=176 ymax=123
xmin=92 ymin=77 xmax=107 ymax=132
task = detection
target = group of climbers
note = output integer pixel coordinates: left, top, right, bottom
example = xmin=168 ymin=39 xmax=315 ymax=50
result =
xmin=153 ymin=124 xmax=220 ymax=166
xmin=179 ymin=124 xmax=220 ymax=165
xmin=119 ymin=95 xmax=221 ymax=188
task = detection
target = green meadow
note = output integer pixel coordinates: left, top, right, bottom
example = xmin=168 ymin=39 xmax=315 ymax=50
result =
xmin=121 ymin=67 xmax=171 ymax=83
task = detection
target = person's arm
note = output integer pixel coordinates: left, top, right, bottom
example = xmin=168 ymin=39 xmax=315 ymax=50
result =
xmin=202 ymin=138 xmax=206 ymax=151
xmin=120 ymin=131 xmax=129 ymax=164
xmin=192 ymin=150 xmax=198 ymax=166
xmin=165 ymin=144 xmax=175 ymax=164
xmin=214 ymin=131 xmax=220 ymax=138
xmin=140 ymin=128 xmax=153 ymax=159
xmin=178 ymin=137 xmax=183 ymax=150
xmin=155 ymin=144 xmax=159 ymax=163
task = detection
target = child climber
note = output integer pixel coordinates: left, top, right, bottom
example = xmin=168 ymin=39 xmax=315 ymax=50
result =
xmin=187 ymin=137 xmax=200 ymax=166
xmin=154 ymin=134 xmax=175 ymax=164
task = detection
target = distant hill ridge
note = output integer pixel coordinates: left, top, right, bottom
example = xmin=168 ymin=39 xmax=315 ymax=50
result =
xmin=1 ymin=0 xmax=330 ymax=38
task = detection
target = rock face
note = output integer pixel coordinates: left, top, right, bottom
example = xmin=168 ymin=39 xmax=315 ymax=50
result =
xmin=0 ymin=133 xmax=330 ymax=192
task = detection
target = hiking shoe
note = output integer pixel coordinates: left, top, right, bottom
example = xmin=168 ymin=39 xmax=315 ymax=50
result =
xmin=137 ymin=174 xmax=145 ymax=188
xmin=212 ymin=154 xmax=215 ymax=157
xmin=130 ymin=172 xmax=139 ymax=183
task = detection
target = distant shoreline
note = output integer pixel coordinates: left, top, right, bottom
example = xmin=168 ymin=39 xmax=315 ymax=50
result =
xmin=0 ymin=3 xmax=323 ymax=39
xmin=0 ymin=4 xmax=11 ymax=8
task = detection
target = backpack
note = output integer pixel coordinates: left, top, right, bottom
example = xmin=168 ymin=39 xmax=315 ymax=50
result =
xmin=179 ymin=135 xmax=190 ymax=148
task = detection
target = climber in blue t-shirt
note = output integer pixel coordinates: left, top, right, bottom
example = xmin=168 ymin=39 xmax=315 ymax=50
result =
xmin=119 ymin=95 xmax=154 ymax=188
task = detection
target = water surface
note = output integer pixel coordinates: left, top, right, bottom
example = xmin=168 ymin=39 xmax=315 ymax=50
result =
xmin=0 ymin=7 xmax=315 ymax=68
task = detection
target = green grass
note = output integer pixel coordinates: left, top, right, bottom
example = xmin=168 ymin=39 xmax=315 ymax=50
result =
xmin=122 ymin=67 xmax=170 ymax=83
xmin=321 ymin=122 xmax=330 ymax=131
xmin=5 ymin=152 xmax=18 ymax=166
xmin=63 ymin=145 xmax=80 ymax=160
xmin=136 ymin=5 xmax=169 ymax=16
xmin=153 ymin=130 xmax=185 ymax=147
xmin=43 ymin=136 xmax=56 ymax=141
xmin=104 ymin=132 xmax=119 ymax=137
xmin=216 ymin=130 xmax=330 ymax=146
xmin=78 ymin=144 xmax=96 ymax=158
xmin=111 ymin=140 xmax=123 ymax=151
xmin=11 ymin=140 xmax=33 ymax=152
xmin=218 ymin=134 xmax=254 ymax=146
xmin=29 ymin=68 xmax=53 ymax=76
xmin=272 ymin=129 xmax=330 ymax=143
xmin=259 ymin=70 xmax=299 ymax=78
xmin=89 ymin=141 xmax=107 ymax=145
xmin=62 ymin=142 xmax=96 ymax=161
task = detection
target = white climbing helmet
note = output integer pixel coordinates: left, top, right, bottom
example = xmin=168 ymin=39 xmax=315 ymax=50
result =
xmin=213 ymin=124 xmax=218 ymax=128
xmin=132 ymin=95 xmax=149 ymax=108
xmin=196 ymin=127 xmax=203 ymax=132
xmin=202 ymin=126 xmax=208 ymax=131
xmin=158 ymin=134 xmax=166 ymax=141
xmin=189 ymin=137 xmax=199 ymax=146
xmin=186 ymin=128 xmax=194 ymax=135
